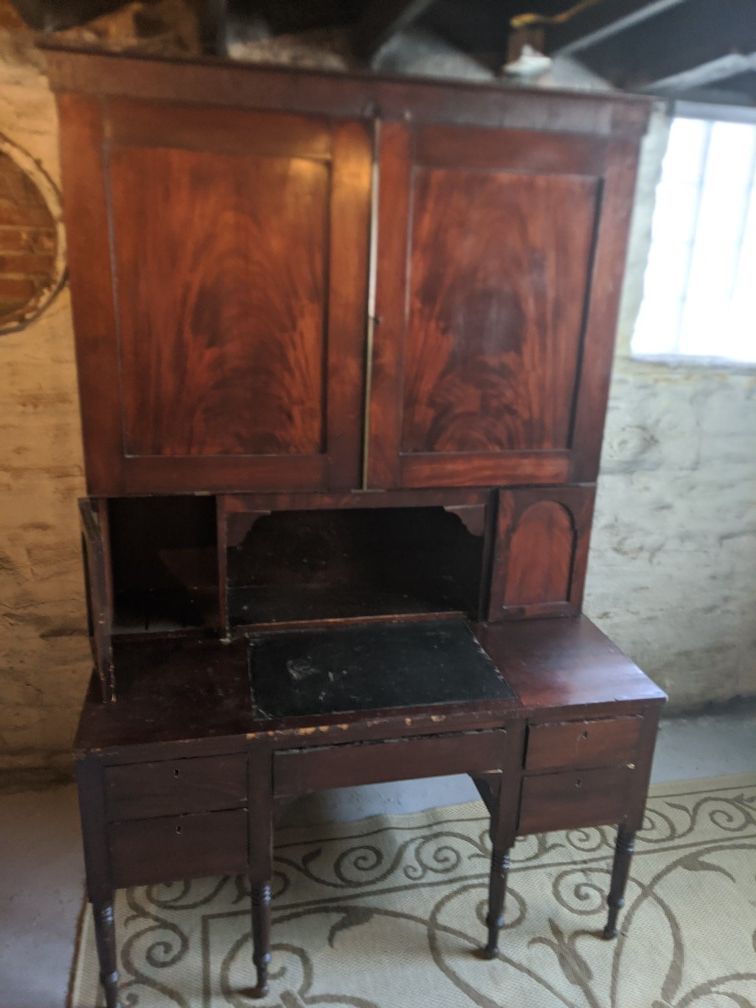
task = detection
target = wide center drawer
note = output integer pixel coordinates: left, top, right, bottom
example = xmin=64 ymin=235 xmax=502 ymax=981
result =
xmin=525 ymin=716 xmax=642 ymax=772
xmin=105 ymin=753 xmax=247 ymax=820
xmin=274 ymin=729 xmax=511 ymax=797
xmin=108 ymin=809 xmax=248 ymax=887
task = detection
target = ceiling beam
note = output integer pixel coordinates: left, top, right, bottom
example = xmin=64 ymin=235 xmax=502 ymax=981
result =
xmin=573 ymin=0 xmax=756 ymax=92
xmin=544 ymin=0 xmax=687 ymax=55
xmin=674 ymin=96 xmax=756 ymax=120
xmin=645 ymin=52 xmax=756 ymax=91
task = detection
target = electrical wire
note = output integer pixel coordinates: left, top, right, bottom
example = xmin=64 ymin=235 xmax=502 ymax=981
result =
xmin=510 ymin=0 xmax=604 ymax=30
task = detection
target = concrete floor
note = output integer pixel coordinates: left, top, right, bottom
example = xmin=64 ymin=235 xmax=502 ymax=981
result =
xmin=1 ymin=712 xmax=753 ymax=1008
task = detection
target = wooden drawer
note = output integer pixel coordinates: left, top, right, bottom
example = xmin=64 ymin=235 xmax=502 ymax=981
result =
xmin=525 ymin=716 xmax=642 ymax=772
xmin=105 ymin=754 xmax=247 ymax=821
xmin=109 ymin=809 xmax=247 ymax=887
xmin=518 ymin=765 xmax=636 ymax=835
xmin=274 ymin=730 xmax=511 ymax=797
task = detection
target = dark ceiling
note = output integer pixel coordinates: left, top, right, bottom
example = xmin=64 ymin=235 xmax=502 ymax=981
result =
xmin=11 ymin=0 xmax=756 ymax=107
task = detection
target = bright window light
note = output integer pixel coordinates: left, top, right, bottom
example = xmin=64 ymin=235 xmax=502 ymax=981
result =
xmin=632 ymin=116 xmax=756 ymax=364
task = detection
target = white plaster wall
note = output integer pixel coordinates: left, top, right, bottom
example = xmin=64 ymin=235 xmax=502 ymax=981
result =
xmin=585 ymin=111 xmax=756 ymax=709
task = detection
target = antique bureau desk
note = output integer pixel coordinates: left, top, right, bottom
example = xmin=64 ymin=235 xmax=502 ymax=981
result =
xmin=43 ymin=43 xmax=666 ymax=1007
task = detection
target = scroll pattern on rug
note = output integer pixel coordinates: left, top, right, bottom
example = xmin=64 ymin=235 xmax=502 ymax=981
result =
xmin=70 ymin=775 xmax=756 ymax=1008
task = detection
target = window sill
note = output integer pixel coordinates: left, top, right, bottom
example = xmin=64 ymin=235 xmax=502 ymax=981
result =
xmin=628 ymin=353 xmax=756 ymax=376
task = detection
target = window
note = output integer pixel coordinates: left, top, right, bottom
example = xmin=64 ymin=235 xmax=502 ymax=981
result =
xmin=632 ymin=115 xmax=756 ymax=364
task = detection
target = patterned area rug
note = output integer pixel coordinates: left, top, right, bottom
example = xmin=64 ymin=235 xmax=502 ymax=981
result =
xmin=70 ymin=774 xmax=756 ymax=1008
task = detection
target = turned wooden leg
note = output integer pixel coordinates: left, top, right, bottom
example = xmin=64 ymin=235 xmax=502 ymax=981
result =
xmin=92 ymin=898 xmax=120 ymax=1008
xmin=482 ymin=846 xmax=511 ymax=959
xmin=603 ymin=826 xmax=635 ymax=939
xmin=250 ymin=882 xmax=272 ymax=997
xmin=248 ymin=743 xmax=274 ymax=997
xmin=475 ymin=756 xmax=521 ymax=960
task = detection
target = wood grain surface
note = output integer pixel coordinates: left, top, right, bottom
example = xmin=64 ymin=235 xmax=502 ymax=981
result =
xmin=402 ymin=170 xmax=597 ymax=455
xmin=113 ymin=144 xmax=328 ymax=458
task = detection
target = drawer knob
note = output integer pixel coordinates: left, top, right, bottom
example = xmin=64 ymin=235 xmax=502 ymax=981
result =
xmin=626 ymin=763 xmax=636 ymax=770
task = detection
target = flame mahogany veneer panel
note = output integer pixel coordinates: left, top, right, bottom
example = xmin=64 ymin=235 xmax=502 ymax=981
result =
xmin=505 ymin=500 xmax=573 ymax=606
xmin=111 ymin=144 xmax=329 ymax=458
xmin=402 ymin=170 xmax=598 ymax=455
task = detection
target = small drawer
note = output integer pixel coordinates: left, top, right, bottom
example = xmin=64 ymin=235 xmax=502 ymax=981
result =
xmin=105 ymin=754 xmax=247 ymax=821
xmin=518 ymin=765 xmax=636 ymax=835
xmin=525 ymin=716 xmax=641 ymax=772
xmin=109 ymin=809 xmax=247 ymax=887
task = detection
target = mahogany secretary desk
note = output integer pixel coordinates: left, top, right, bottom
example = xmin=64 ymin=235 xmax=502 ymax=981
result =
xmin=43 ymin=43 xmax=666 ymax=1007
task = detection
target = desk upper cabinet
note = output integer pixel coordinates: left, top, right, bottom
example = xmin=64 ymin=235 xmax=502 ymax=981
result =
xmin=58 ymin=92 xmax=371 ymax=495
xmin=49 ymin=51 xmax=646 ymax=497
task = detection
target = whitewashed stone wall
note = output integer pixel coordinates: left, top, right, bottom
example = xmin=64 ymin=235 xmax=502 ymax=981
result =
xmin=585 ymin=113 xmax=756 ymax=708
xmin=0 ymin=14 xmax=89 ymax=782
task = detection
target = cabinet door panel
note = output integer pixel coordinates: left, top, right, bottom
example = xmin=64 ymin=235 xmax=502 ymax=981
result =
xmin=368 ymin=121 xmax=637 ymax=489
xmin=60 ymin=96 xmax=370 ymax=494
xmin=402 ymin=168 xmax=595 ymax=454
xmin=505 ymin=500 xmax=573 ymax=606
xmin=113 ymin=145 xmax=328 ymax=459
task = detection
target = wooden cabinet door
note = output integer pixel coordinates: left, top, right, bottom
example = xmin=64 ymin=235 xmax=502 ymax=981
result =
xmin=488 ymin=485 xmax=595 ymax=621
xmin=367 ymin=121 xmax=639 ymax=489
xmin=60 ymin=97 xmax=371 ymax=495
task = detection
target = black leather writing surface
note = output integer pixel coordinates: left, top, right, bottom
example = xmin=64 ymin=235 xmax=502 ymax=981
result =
xmin=248 ymin=619 xmax=513 ymax=718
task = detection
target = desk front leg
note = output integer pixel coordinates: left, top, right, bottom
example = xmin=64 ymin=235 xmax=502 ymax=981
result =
xmin=248 ymin=743 xmax=273 ymax=998
xmin=604 ymin=707 xmax=661 ymax=939
xmin=478 ymin=723 xmax=524 ymax=959
xmin=77 ymin=753 xmax=121 ymax=1008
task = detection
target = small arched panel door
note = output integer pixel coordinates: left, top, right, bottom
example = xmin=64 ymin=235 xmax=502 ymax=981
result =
xmin=488 ymin=486 xmax=596 ymax=620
